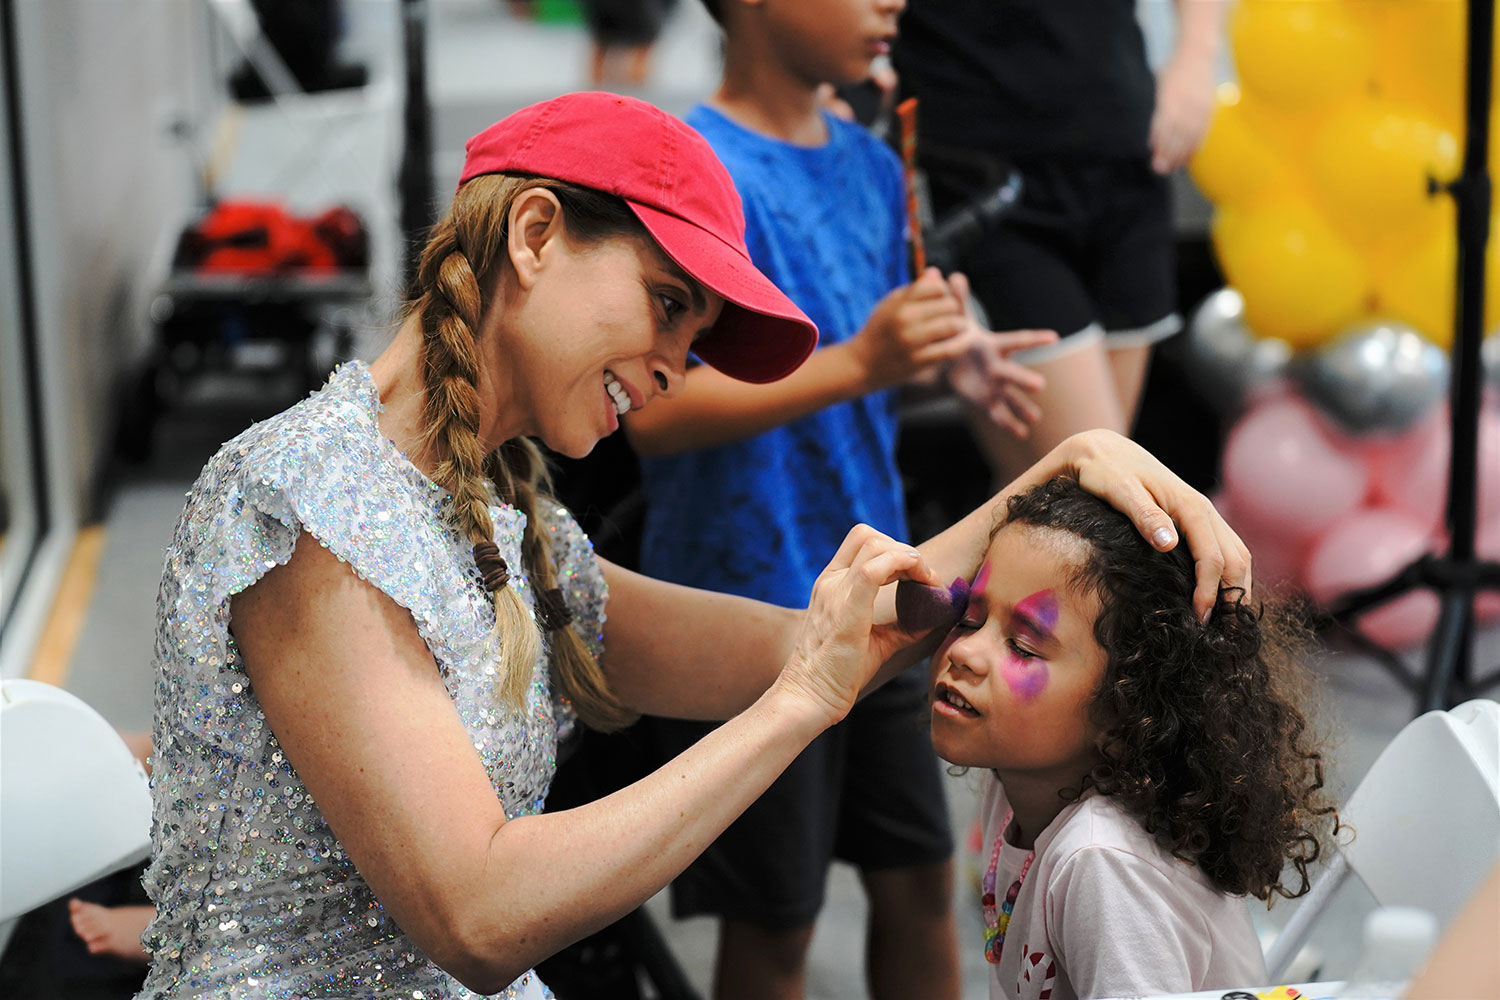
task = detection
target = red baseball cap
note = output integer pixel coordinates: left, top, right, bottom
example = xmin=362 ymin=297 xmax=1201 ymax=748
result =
xmin=459 ymin=92 xmax=818 ymax=383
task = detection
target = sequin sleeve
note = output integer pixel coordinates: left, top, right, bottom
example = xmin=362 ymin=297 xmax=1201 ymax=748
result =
xmin=157 ymin=390 xmax=489 ymax=750
xmin=537 ymin=502 xmax=607 ymax=735
xmin=539 ymin=503 xmax=607 ymax=660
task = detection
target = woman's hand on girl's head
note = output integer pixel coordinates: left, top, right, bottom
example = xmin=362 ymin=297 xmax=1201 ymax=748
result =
xmin=774 ymin=524 xmax=943 ymax=729
xmin=1052 ymin=430 xmax=1251 ymax=621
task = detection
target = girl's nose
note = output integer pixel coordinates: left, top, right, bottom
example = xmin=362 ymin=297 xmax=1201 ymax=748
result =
xmin=945 ymin=631 xmax=993 ymax=677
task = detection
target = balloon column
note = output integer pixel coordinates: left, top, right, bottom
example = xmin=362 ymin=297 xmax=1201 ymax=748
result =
xmin=1188 ymin=0 xmax=1500 ymax=648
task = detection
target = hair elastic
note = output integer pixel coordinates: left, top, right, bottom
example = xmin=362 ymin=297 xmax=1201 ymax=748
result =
xmin=472 ymin=541 xmax=511 ymax=591
xmin=534 ymin=587 xmax=575 ymax=632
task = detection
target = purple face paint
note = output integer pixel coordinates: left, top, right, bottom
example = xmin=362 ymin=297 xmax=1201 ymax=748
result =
xmin=1013 ymin=589 xmax=1059 ymax=638
xmin=1000 ymin=589 xmax=1057 ymax=700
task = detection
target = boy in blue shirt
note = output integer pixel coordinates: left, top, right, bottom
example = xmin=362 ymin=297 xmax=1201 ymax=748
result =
xmin=626 ymin=1 xmax=1052 ymax=996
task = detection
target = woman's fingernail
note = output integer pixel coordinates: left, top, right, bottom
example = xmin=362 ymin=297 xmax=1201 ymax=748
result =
xmin=1153 ymin=527 xmax=1175 ymax=547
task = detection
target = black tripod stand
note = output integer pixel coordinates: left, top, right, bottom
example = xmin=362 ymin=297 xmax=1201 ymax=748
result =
xmin=1330 ymin=0 xmax=1500 ymax=713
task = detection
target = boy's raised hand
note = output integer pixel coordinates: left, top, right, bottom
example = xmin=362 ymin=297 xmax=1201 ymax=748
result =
xmin=774 ymin=525 xmax=942 ymax=730
xmin=849 ymin=267 xmax=972 ymax=390
xmin=943 ymin=271 xmax=1058 ymax=437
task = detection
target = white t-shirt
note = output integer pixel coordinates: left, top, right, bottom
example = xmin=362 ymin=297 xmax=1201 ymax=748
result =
xmin=979 ymin=776 xmax=1267 ymax=1000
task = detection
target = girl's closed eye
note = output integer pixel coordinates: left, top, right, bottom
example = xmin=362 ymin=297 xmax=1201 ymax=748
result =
xmin=1006 ymin=637 xmax=1040 ymax=661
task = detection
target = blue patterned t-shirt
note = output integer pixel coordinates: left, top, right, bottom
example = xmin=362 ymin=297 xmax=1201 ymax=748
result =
xmin=637 ymin=105 xmax=911 ymax=608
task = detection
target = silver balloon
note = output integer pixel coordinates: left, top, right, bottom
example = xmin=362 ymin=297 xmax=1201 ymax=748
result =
xmin=1293 ymin=320 xmax=1449 ymax=433
xmin=1182 ymin=288 xmax=1292 ymax=414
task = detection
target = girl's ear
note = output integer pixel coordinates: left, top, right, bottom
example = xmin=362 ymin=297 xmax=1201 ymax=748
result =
xmin=507 ymin=187 xmax=564 ymax=291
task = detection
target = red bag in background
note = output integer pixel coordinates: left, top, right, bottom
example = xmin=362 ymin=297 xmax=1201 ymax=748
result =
xmin=176 ymin=200 xmax=368 ymax=274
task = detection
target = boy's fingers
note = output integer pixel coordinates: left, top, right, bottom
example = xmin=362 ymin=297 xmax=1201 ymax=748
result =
xmin=996 ymin=383 xmax=1044 ymax=423
xmin=906 ymin=267 xmax=952 ymax=297
xmin=900 ymin=294 xmax=966 ymax=326
xmin=903 ymin=317 xmax=970 ymax=352
xmin=912 ymin=336 xmax=975 ymax=368
xmin=986 ymin=359 xmax=1046 ymax=393
xmin=947 ymin=271 xmax=973 ymax=313
xmin=987 ymin=403 xmax=1031 ymax=437
xmin=991 ymin=329 xmax=1059 ymax=353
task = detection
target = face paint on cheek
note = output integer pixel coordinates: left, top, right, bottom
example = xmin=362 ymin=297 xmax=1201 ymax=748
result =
xmin=1001 ymin=653 xmax=1049 ymax=700
xmin=1001 ymin=589 xmax=1058 ymax=700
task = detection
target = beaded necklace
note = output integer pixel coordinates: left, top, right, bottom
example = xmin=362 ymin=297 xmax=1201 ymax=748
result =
xmin=980 ymin=809 xmax=1035 ymax=964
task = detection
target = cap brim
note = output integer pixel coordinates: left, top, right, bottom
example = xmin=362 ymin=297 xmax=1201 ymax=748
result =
xmin=627 ymin=202 xmax=818 ymax=383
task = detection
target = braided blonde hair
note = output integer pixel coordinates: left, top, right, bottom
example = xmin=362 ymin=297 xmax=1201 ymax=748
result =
xmin=408 ymin=173 xmax=639 ymax=732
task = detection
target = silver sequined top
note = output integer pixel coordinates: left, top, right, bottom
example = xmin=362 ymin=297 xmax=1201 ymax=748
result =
xmin=139 ymin=362 xmax=603 ymax=999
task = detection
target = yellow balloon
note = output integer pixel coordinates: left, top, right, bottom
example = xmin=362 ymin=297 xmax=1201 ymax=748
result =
xmin=1374 ymin=226 xmax=1456 ymax=349
xmin=1307 ymin=100 xmax=1460 ymax=241
xmin=1364 ymin=0 xmax=1466 ymax=130
xmin=1211 ymin=200 xmax=1371 ymax=349
xmin=1373 ymin=205 xmax=1500 ymax=347
xmin=1190 ymin=84 xmax=1302 ymax=208
xmin=1232 ymin=0 xmax=1372 ymax=112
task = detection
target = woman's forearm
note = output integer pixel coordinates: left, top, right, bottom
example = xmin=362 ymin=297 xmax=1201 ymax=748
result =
xmin=599 ymin=558 xmax=802 ymax=720
xmin=446 ymin=684 xmax=826 ymax=990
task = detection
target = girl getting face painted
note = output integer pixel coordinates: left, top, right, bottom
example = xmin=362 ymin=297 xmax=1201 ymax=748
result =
xmin=928 ymin=526 xmax=1108 ymax=790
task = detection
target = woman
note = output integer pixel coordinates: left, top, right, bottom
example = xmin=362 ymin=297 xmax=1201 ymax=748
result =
xmin=137 ymin=92 xmax=1247 ymax=999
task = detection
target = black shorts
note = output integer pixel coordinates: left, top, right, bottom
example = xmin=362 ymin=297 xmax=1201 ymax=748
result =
xmin=580 ymin=0 xmax=677 ymax=46
xmin=926 ymin=153 xmax=1180 ymax=352
xmin=644 ymin=664 xmax=953 ymax=928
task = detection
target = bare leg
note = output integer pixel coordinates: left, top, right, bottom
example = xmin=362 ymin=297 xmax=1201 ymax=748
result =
xmin=861 ymin=860 xmax=959 ymax=1000
xmin=713 ymin=919 xmax=816 ymax=1000
xmin=68 ymin=900 xmax=152 ymax=962
xmin=588 ymin=41 xmax=608 ymax=86
xmin=961 ymin=327 xmax=1128 ymax=489
xmin=626 ymin=43 xmax=654 ymax=85
xmin=1106 ymin=342 xmax=1154 ymax=435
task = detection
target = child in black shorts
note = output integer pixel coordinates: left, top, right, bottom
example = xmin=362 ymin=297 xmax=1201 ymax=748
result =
xmin=894 ymin=0 xmax=1225 ymax=487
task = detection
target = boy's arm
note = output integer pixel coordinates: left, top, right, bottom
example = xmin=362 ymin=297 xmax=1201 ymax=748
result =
xmin=626 ymin=268 xmax=969 ymax=456
xmin=623 ymin=341 xmax=870 ymax=457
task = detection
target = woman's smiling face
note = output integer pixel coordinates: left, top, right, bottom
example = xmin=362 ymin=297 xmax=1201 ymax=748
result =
xmin=928 ymin=524 xmax=1109 ymax=778
xmin=482 ymin=188 xmax=723 ymax=459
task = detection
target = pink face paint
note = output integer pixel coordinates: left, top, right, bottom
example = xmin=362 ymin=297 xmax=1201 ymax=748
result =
xmin=971 ymin=560 xmax=992 ymax=595
xmin=1000 ymin=589 xmax=1057 ymax=701
xmin=1013 ymin=589 xmax=1059 ymax=638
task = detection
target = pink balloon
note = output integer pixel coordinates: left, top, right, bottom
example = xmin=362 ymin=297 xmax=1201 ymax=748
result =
xmin=1223 ymin=394 xmax=1370 ymax=545
xmin=1253 ymin=532 xmax=1310 ymax=596
xmin=1304 ymin=507 xmax=1440 ymax=649
xmin=1477 ymin=515 xmax=1500 ymax=626
xmin=1370 ymin=404 xmax=1500 ymax=532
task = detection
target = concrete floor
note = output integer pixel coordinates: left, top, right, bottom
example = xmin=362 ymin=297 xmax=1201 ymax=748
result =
xmin=48 ymin=2 xmax=1500 ymax=997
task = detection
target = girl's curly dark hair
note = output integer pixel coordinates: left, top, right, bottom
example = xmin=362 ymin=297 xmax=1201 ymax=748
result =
xmin=999 ymin=477 xmax=1339 ymax=902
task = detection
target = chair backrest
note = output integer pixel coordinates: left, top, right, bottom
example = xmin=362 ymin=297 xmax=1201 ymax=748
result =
xmin=1264 ymin=698 xmax=1500 ymax=979
xmin=1342 ymin=698 xmax=1500 ymax=917
xmin=0 ymin=679 xmax=152 ymax=923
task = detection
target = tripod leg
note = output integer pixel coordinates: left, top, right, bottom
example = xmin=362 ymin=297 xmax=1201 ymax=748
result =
xmin=1421 ymin=586 xmax=1476 ymax=712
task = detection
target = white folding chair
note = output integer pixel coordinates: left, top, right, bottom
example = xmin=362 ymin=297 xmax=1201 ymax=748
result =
xmin=1263 ymin=698 xmax=1500 ymax=979
xmin=0 ymin=679 xmax=152 ymax=923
